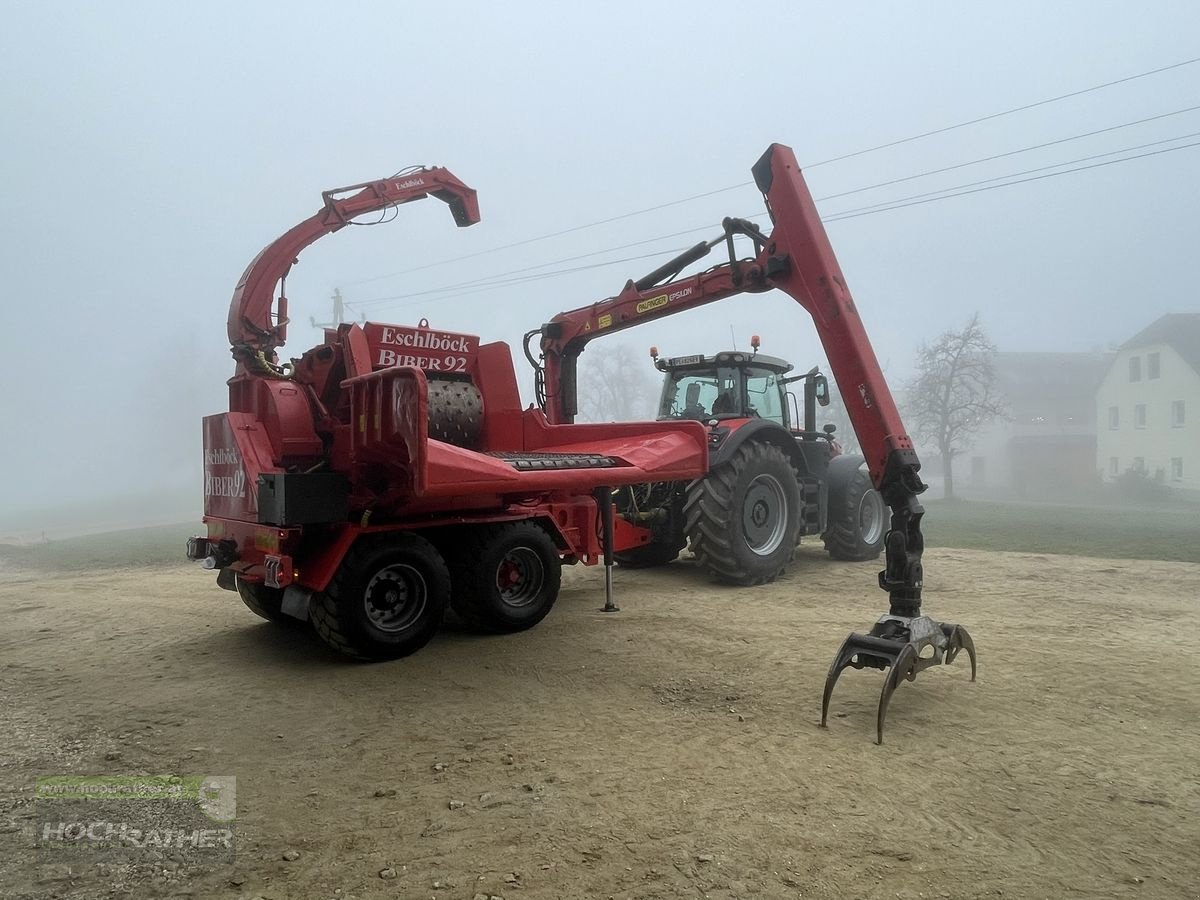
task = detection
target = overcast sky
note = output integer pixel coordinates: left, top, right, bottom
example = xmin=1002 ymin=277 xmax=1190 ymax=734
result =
xmin=1 ymin=1 xmax=1197 ymax=523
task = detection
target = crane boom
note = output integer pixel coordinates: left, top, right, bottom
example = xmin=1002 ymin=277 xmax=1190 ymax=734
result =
xmin=535 ymin=143 xmax=975 ymax=741
xmin=227 ymin=167 xmax=479 ymax=359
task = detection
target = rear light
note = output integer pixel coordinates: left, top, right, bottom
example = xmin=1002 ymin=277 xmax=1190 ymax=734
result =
xmin=264 ymin=555 xmax=295 ymax=589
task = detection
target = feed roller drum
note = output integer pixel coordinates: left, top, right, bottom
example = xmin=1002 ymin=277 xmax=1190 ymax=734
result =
xmin=427 ymin=378 xmax=483 ymax=449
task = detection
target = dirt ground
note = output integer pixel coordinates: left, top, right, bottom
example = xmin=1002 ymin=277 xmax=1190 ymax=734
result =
xmin=1 ymin=545 xmax=1198 ymax=900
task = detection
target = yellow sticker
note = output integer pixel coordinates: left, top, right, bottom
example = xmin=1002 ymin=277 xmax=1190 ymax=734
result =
xmin=254 ymin=529 xmax=280 ymax=553
xmin=636 ymin=294 xmax=668 ymax=314
xmin=597 ymin=314 xmax=613 ymax=329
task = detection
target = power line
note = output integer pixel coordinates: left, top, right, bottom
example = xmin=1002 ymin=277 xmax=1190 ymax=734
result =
xmin=349 ymin=225 xmax=723 ymax=310
xmin=821 ymin=131 xmax=1200 ymax=219
xmin=342 ymin=181 xmax=752 ymax=288
xmin=823 ymin=139 xmax=1200 ymax=222
xmin=350 ymin=247 xmax=703 ymax=312
xmin=806 ymin=55 xmax=1200 ymax=168
xmin=340 ymin=55 xmax=1200 ymax=289
xmin=350 ymin=137 xmax=1199 ymax=315
xmin=350 ymin=119 xmax=1200 ymax=310
xmin=818 ymin=104 xmax=1200 ymax=202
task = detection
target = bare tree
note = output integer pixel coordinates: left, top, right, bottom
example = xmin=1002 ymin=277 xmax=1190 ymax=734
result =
xmin=907 ymin=313 xmax=1006 ymax=498
xmin=576 ymin=343 xmax=659 ymax=422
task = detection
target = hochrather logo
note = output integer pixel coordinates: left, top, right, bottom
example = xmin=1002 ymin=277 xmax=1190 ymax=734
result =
xmin=35 ymin=775 xmax=237 ymax=856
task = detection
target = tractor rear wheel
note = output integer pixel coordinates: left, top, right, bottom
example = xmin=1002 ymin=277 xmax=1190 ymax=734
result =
xmin=452 ymin=522 xmax=562 ymax=633
xmin=310 ymin=533 xmax=449 ymax=660
xmin=822 ymin=455 xmax=888 ymax=561
xmin=684 ymin=441 xmax=802 ymax=585
xmin=235 ymin=576 xmax=306 ymax=628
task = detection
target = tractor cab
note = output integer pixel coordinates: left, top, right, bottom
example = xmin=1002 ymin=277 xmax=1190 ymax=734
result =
xmin=651 ymin=344 xmax=831 ymax=435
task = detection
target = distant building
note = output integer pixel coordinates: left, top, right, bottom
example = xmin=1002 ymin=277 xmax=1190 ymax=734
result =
xmin=966 ymin=352 xmax=1113 ymax=495
xmin=1095 ymin=313 xmax=1200 ymax=495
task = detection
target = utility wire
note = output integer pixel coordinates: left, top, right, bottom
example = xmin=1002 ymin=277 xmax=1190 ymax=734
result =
xmin=822 ymin=139 xmax=1200 ymax=223
xmin=350 ymin=120 xmax=1200 ymax=310
xmin=341 ymin=55 xmax=1200 ymax=289
xmin=342 ymin=182 xmax=752 ymax=287
xmin=349 ymin=224 xmax=729 ymax=310
xmin=806 ymin=55 xmax=1200 ymax=167
xmin=821 ymin=131 xmax=1200 ymax=219
xmin=818 ymin=104 xmax=1200 ymax=202
xmin=350 ymin=138 xmax=1199 ymax=314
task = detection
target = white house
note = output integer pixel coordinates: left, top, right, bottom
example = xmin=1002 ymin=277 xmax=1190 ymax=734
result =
xmin=964 ymin=352 xmax=1112 ymax=496
xmin=1096 ymin=313 xmax=1200 ymax=495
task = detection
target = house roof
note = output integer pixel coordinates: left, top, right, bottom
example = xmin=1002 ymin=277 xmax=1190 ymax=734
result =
xmin=1121 ymin=313 xmax=1200 ymax=376
xmin=991 ymin=352 xmax=1113 ymax=416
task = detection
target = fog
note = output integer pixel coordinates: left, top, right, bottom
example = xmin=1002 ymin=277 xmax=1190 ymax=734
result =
xmin=1 ymin=2 xmax=1197 ymax=533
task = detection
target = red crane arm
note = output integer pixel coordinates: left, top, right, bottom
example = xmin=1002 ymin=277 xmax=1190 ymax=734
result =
xmin=539 ymin=144 xmax=914 ymax=493
xmin=538 ymin=143 xmax=926 ymax=616
xmin=227 ymin=167 xmax=479 ymax=354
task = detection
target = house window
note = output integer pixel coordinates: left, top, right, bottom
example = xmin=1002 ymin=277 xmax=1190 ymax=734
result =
xmin=1108 ymin=406 xmax=1119 ymax=430
xmin=1109 ymin=456 xmax=1120 ymax=476
xmin=1172 ymin=400 xmax=1186 ymax=427
xmin=1134 ymin=404 xmax=1147 ymax=428
xmin=1148 ymin=352 xmax=1161 ymax=379
xmin=1133 ymin=457 xmax=1146 ymax=474
xmin=1171 ymin=458 xmax=1184 ymax=481
xmin=1129 ymin=356 xmax=1141 ymax=382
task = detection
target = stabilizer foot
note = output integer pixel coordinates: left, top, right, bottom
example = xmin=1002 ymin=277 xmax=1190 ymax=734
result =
xmin=820 ymin=615 xmax=976 ymax=744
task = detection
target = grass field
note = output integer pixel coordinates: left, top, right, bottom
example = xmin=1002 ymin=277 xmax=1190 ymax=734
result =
xmin=1 ymin=498 xmax=1196 ymax=574
xmin=922 ymin=497 xmax=1200 ymax=563
xmin=0 ymin=522 xmax=196 ymax=573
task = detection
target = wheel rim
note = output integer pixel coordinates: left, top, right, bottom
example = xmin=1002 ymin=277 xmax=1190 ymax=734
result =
xmin=858 ymin=489 xmax=887 ymax=545
xmin=363 ymin=563 xmax=428 ymax=633
xmin=495 ymin=547 xmax=545 ymax=608
xmin=742 ymin=473 xmax=788 ymax=556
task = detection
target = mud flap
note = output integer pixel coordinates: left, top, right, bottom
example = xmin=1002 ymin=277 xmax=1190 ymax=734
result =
xmin=821 ymin=615 xmax=976 ymax=744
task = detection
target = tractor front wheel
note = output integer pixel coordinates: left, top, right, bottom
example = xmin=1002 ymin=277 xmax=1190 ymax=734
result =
xmin=684 ymin=441 xmax=802 ymax=585
xmin=822 ymin=455 xmax=888 ymax=561
xmin=311 ymin=533 xmax=449 ymax=660
xmin=452 ymin=523 xmax=562 ymax=633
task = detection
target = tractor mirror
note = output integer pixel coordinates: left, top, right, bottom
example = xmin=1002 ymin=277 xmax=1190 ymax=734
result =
xmin=814 ymin=374 xmax=830 ymax=406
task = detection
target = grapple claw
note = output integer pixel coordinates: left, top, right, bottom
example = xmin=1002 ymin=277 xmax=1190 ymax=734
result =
xmin=821 ymin=615 xmax=976 ymax=743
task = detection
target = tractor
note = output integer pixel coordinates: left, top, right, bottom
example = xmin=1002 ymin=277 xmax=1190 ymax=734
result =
xmin=607 ymin=345 xmax=887 ymax=584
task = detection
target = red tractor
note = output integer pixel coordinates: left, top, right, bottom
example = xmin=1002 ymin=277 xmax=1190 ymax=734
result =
xmin=600 ymin=345 xmax=888 ymax=584
xmin=188 ymin=145 xmax=975 ymax=742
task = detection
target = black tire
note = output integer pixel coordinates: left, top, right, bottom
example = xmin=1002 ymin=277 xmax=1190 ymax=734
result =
xmin=822 ymin=455 xmax=888 ymax=561
xmin=310 ymin=533 xmax=449 ymax=660
xmin=235 ymin=576 xmax=306 ymax=628
xmin=452 ymin=522 xmax=562 ymax=633
xmin=684 ymin=441 xmax=802 ymax=586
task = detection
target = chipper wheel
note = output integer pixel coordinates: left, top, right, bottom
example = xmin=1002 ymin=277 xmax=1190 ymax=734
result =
xmin=822 ymin=455 xmax=887 ymax=561
xmin=310 ymin=533 xmax=449 ymax=661
xmin=235 ymin=576 xmax=307 ymax=629
xmin=451 ymin=522 xmax=562 ymax=633
xmin=684 ymin=441 xmax=802 ymax=586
